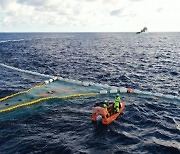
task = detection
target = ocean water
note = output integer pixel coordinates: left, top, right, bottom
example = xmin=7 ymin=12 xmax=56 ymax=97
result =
xmin=0 ymin=33 xmax=179 ymax=154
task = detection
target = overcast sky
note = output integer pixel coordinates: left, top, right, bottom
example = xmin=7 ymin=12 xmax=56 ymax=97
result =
xmin=0 ymin=0 xmax=180 ymax=32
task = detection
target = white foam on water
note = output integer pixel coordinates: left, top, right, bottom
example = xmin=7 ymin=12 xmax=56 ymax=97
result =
xmin=0 ymin=39 xmax=25 ymax=43
xmin=110 ymin=89 xmax=118 ymax=94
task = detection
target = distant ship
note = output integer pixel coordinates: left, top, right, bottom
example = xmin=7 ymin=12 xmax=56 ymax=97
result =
xmin=136 ymin=27 xmax=148 ymax=34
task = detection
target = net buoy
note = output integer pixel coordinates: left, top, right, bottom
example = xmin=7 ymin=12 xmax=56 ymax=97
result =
xmin=44 ymin=80 xmax=49 ymax=84
xmin=119 ymin=87 xmax=127 ymax=93
xmin=49 ymin=79 xmax=53 ymax=82
xmin=100 ymin=90 xmax=108 ymax=94
xmin=83 ymin=82 xmax=90 ymax=86
xmin=53 ymin=77 xmax=58 ymax=81
xmin=110 ymin=89 xmax=118 ymax=93
xmin=127 ymin=88 xmax=133 ymax=93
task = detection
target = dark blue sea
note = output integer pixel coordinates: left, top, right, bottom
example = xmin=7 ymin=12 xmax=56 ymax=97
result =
xmin=0 ymin=33 xmax=179 ymax=154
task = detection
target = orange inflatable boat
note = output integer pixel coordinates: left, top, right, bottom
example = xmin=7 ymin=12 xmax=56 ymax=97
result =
xmin=91 ymin=102 xmax=125 ymax=125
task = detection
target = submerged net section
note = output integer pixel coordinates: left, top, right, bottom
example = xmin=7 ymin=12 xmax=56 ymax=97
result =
xmin=0 ymin=77 xmax=106 ymax=113
xmin=0 ymin=63 xmax=179 ymax=113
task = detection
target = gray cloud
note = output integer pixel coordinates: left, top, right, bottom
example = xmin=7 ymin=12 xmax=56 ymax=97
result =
xmin=17 ymin=0 xmax=46 ymax=6
xmin=0 ymin=0 xmax=13 ymax=9
xmin=0 ymin=0 xmax=8 ymax=6
xmin=157 ymin=7 xmax=163 ymax=13
xmin=110 ymin=8 xmax=137 ymax=19
xmin=110 ymin=9 xmax=123 ymax=16
xmin=16 ymin=0 xmax=80 ymax=16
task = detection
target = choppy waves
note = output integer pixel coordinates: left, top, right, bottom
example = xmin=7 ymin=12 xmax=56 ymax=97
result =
xmin=0 ymin=33 xmax=179 ymax=153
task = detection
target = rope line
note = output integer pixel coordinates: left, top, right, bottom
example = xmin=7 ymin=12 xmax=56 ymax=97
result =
xmin=0 ymin=63 xmax=55 ymax=78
